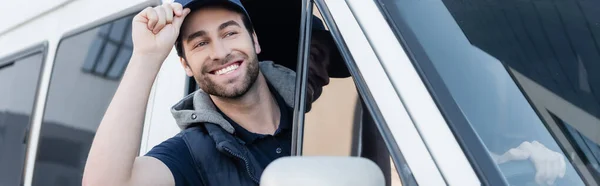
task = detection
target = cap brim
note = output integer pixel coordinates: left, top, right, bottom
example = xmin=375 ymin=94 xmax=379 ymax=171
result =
xmin=180 ymin=0 xmax=251 ymax=23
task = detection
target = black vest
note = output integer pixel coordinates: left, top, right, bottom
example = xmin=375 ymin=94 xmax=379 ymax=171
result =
xmin=180 ymin=123 xmax=263 ymax=186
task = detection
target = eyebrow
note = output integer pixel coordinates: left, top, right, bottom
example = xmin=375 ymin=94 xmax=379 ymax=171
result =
xmin=185 ymin=20 xmax=241 ymax=44
xmin=218 ymin=20 xmax=240 ymax=31
xmin=185 ymin=30 xmax=207 ymax=44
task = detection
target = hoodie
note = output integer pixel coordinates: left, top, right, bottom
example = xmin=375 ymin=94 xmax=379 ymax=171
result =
xmin=169 ymin=61 xmax=297 ymax=133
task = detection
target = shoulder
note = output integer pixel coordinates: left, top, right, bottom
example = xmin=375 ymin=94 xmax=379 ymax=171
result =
xmin=146 ymin=126 xmax=213 ymax=156
xmin=145 ymin=131 xmax=205 ymax=186
xmin=145 ymin=134 xmax=190 ymax=164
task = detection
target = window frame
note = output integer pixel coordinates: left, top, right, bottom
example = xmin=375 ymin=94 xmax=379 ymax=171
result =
xmin=290 ymin=0 xmax=314 ymax=156
xmin=370 ymin=0 xmax=598 ymax=185
xmin=0 ymin=41 xmax=49 ymax=186
xmin=0 ymin=42 xmax=48 ymax=70
xmin=313 ymin=1 xmax=420 ymax=184
xmin=57 ymin=1 xmax=160 ymax=43
xmin=335 ymin=0 xmax=487 ymax=184
xmin=370 ymin=0 xmax=508 ymax=184
xmin=294 ymin=0 xmax=459 ymax=185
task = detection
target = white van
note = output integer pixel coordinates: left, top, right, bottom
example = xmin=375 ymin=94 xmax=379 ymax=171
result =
xmin=1 ymin=0 xmax=599 ymax=185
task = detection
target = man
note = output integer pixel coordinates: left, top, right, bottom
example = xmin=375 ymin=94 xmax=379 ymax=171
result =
xmin=82 ymin=0 xmax=336 ymax=185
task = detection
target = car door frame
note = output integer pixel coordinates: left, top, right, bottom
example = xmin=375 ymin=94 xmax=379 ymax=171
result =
xmin=291 ymin=0 xmax=481 ymax=185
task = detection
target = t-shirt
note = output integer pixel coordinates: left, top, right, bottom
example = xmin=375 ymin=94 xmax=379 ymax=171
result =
xmin=145 ymin=135 xmax=201 ymax=185
xmin=216 ymin=86 xmax=292 ymax=169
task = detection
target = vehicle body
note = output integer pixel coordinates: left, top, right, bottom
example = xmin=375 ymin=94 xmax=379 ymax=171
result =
xmin=1 ymin=0 xmax=599 ymax=185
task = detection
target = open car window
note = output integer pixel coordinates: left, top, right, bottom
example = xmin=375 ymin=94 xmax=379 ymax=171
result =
xmin=297 ymin=1 xmax=418 ymax=185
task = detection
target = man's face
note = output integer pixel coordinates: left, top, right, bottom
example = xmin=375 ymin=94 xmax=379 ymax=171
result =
xmin=307 ymin=33 xmax=332 ymax=102
xmin=180 ymin=6 xmax=261 ymax=98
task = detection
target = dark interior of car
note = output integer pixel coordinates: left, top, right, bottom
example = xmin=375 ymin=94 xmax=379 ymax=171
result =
xmin=241 ymin=0 xmax=349 ymax=78
xmin=240 ymin=1 xmax=393 ymax=185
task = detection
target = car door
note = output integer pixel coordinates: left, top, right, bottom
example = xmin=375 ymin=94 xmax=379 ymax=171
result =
xmin=364 ymin=0 xmax=600 ymax=185
xmin=290 ymin=0 xmax=481 ymax=185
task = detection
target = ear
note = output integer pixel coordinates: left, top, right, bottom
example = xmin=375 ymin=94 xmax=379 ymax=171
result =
xmin=179 ymin=57 xmax=194 ymax=77
xmin=252 ymin=32 xmax=261 ymax=54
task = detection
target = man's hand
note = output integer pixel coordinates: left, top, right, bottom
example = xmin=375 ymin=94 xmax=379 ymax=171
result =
xmin=496 ymin=141 xmax=566 ymax=185
xmin=131 ymin=2 xmax=190 ymax=60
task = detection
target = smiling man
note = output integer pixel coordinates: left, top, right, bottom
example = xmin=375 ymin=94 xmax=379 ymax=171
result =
xmin=82 ymin=0 xmax=334 ymax=186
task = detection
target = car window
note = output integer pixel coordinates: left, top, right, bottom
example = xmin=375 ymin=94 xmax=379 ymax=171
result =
xmin=32 ymin=14 xmax=134 ymax=186
xmin=376 ymin=0 xmax=599 ymax=185
xmin=0 ymin=44 xmax=46 ymax=186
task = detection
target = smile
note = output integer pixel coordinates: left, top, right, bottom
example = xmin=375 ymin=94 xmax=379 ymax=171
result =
xmin=213 ymin=62 xmax=241 ymax=75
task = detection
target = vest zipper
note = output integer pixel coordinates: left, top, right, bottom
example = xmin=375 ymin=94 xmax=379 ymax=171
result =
xmin=223 ymin=146 xmax=260 ymax=183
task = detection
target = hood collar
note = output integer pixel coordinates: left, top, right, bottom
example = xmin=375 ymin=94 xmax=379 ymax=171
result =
xmin=170 ymin=61 xmax=296 ymax=133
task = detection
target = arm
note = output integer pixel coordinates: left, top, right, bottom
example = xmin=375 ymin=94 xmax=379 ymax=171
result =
xmin=82 ymin=54 xmax=174 ymax=186
xmin=82 ymin=3 xmax=190 ymax=186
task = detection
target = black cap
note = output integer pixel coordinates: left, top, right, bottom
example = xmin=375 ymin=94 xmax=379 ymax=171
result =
xmin=175 ymin=0 xmax=350 ymax=78
xmin=311 ymin=16 xmax=350 ymax=78
xmin=175 ymin=0 xmax=251 ymax=24
xmin=175 ymin=0 xmax=249 ymax=16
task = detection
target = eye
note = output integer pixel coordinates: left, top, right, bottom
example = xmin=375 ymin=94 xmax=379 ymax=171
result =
xmin=224 ymin=31 xmax=238 ymax=37
xmin=194 ymin=41 xmax=208 ymax=49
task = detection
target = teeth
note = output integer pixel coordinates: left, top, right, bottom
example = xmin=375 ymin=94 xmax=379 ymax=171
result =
xmin=215 ymin=64 xmax=240 ymax=75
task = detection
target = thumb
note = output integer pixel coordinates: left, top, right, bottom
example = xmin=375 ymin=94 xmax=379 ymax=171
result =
xmin=173 ymin=8 xmax=191 ymax=29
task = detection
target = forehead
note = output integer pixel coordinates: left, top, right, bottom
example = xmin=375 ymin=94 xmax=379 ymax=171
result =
xmin=181 ymin=7 xmax=244 ymax=36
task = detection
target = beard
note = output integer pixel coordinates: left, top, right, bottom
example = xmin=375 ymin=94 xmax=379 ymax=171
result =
xmin=196 ymin=53 xmax=260 ymax=99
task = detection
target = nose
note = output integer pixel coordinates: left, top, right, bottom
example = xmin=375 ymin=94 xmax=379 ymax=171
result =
xmin=209 ymin=40 xmax=231 ymax=61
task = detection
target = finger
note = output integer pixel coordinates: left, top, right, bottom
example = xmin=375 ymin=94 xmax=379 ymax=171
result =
xmin=170 ymin=2 xmax=183 ymax=16
xmin=535 ymin=168 xmax=547 ymax=185
xmin=162 ymin=4 xmax=174 ymax=24
xmin=173 ymin=8 xmax=191 ymax=29
xmin=535 ymin=171 xmax=544 ymax=185
xmin=547 ymin=160 xmax=559 ymax=185
xmin=144 ymin=7 xmax=159 ymax=31
xmin=153 ymin=6 xmax=167 ymax=34
xmin=534 ymin=160 xmax=548 ymax=185
xmin=541 ymin=161 xmax=551 ymax=185
xmin=134 ymin=7 xmax=151 ymax=24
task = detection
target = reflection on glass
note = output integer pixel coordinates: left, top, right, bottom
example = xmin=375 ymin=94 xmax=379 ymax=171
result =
xmin=95 ymin=43 xmax=119 ymax=74
xmin=82 ymin=16 xmax=133 ymax=79
xmin=378 ymin=0 xmax=599 ymax=185
xmin=32 ymin=14 xmax=135 ymax=186
xmin=553 ymin=114 xmax=600 ymax=179
xmin=0 ymin=52 xmax=44 ymax=186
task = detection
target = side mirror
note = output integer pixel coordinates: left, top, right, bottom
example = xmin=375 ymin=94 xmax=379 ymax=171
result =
xmin=260 ymin=156 xmax=385 ymax=186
